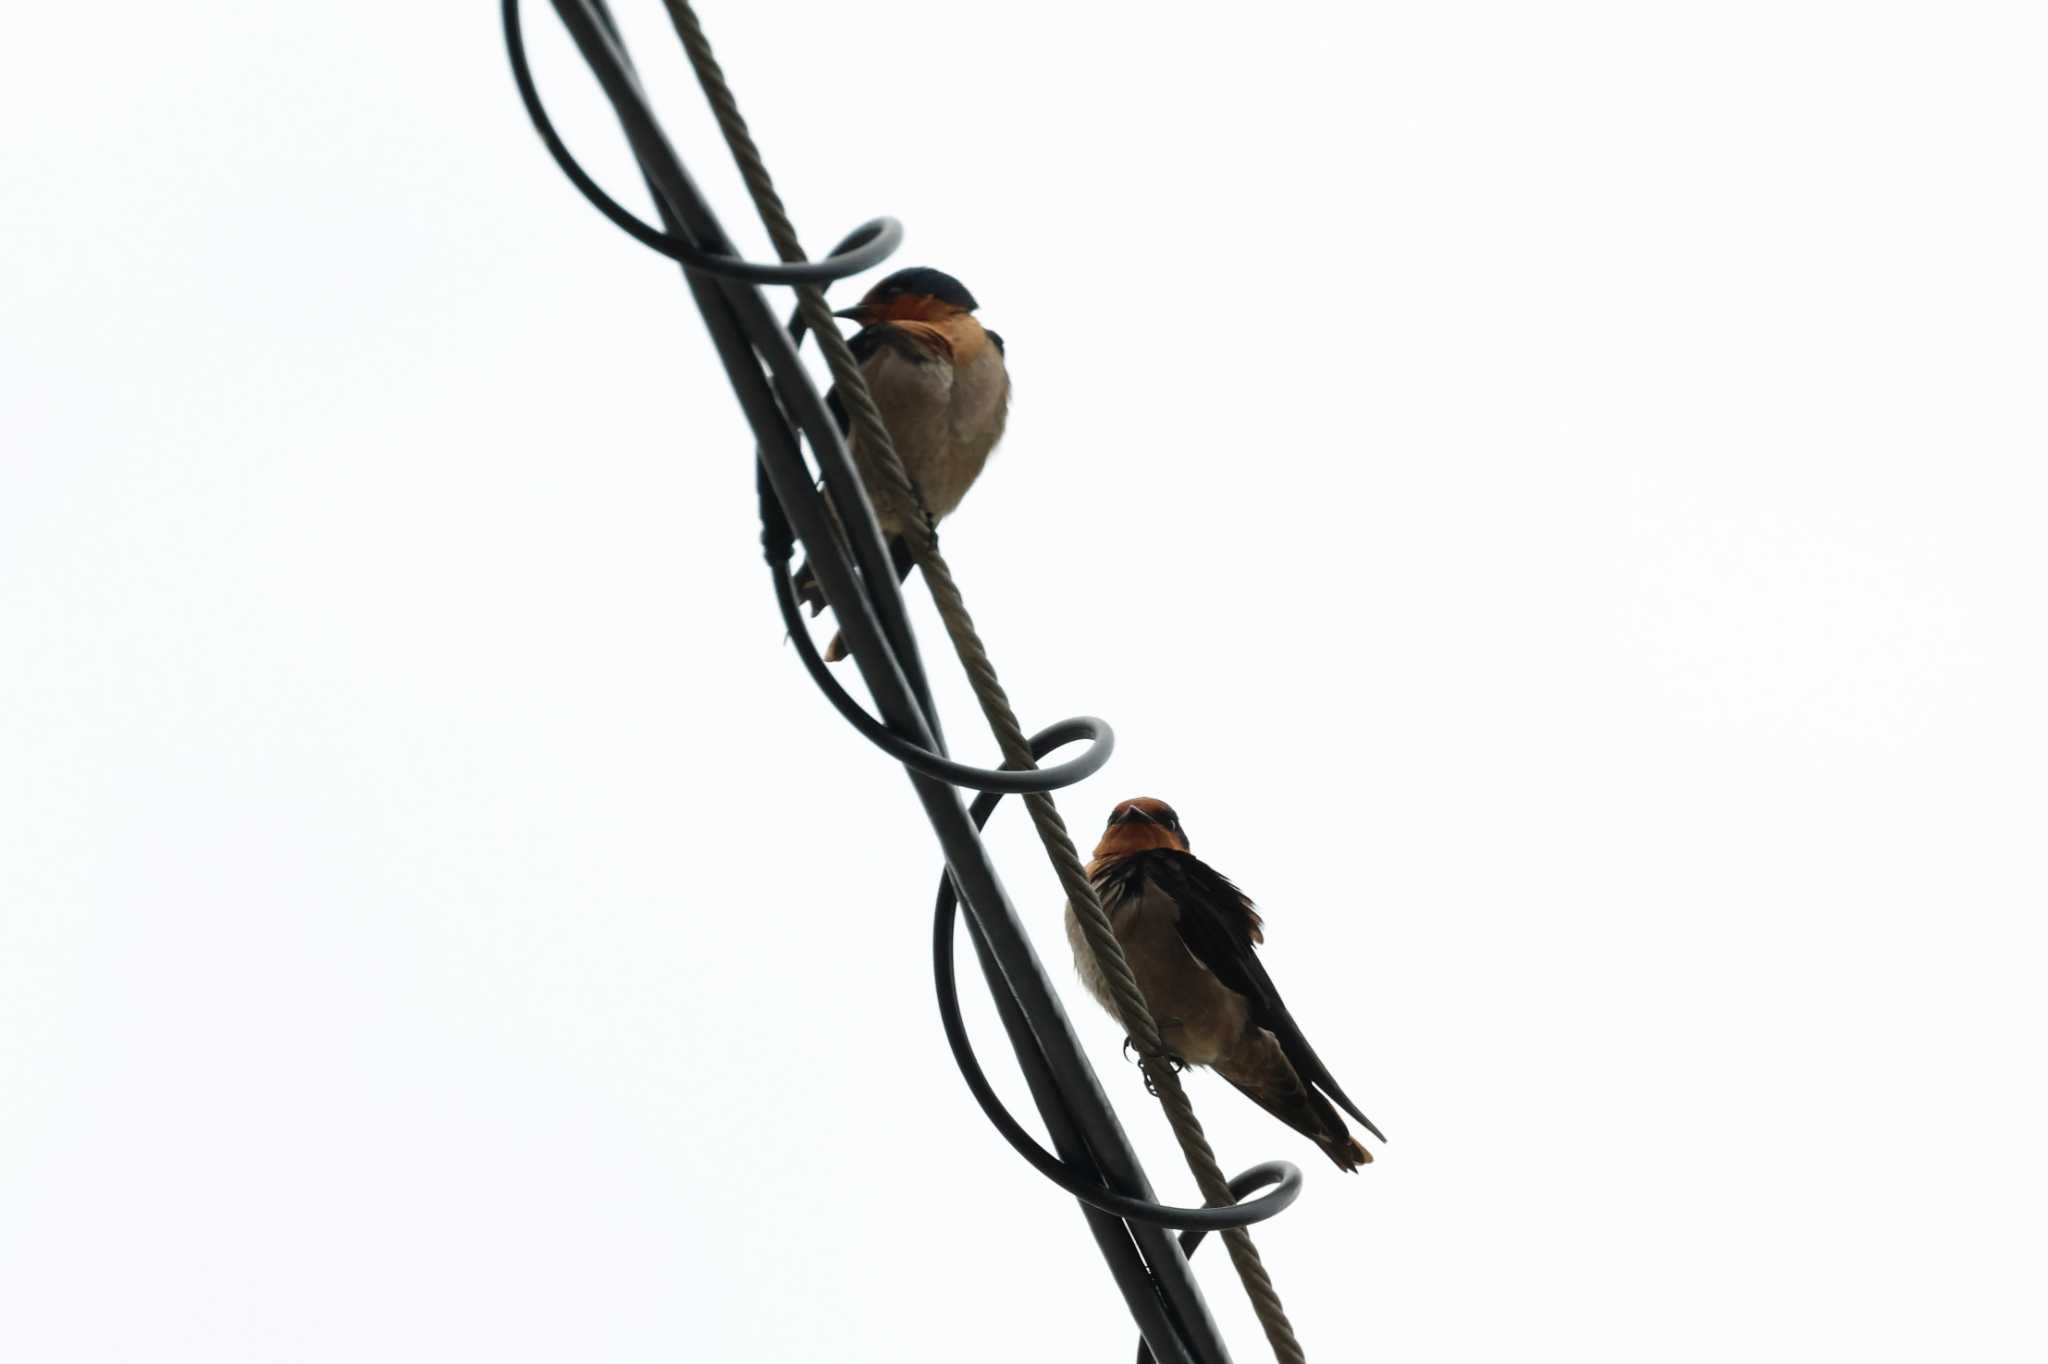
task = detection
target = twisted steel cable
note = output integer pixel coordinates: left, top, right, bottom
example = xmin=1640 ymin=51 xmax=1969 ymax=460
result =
xmin=507 ymin=2 xmax=1323 ymax=1359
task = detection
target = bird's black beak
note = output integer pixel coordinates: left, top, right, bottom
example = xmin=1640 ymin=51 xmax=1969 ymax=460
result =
xmin=832 ymin=304 xmax=869 ymax=322
xmin=1112 ymin=806 xmax=1155 ymax=827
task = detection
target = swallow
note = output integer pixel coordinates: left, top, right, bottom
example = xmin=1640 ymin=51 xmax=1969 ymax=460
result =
xmin=1066 ymin=797 xmax=1385 ymax=1171
xmin=794 ymin=266 xmax=1010 ymax=660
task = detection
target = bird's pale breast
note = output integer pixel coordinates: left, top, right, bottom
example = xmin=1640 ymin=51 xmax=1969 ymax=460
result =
xmin=1065 ymin=881 xmax=1249 ymax=1067
xmin=853 ymin=324 xmax=1008 ymax=534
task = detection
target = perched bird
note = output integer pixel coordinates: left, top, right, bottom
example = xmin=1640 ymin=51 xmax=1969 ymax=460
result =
xmin=795 ymin=266 xmax=1010 ymax=660
xmin=1066 ymin=797 xmax=1385 ymax=1171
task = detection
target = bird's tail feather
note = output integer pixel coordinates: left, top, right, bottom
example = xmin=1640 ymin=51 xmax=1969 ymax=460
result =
xmin=1219 ymin=1029 xmax=1373 ymax=1172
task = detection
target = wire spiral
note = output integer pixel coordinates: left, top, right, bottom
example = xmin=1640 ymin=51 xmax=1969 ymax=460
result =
xmin=504 ymin=2 xmax=1309 ymax=1357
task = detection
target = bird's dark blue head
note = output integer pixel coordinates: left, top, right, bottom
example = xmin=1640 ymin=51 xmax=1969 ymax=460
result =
xmin=872 ymin=267 xmax=978 ymax=311
xmin=834 ymin=267 xmax=980 ymax=325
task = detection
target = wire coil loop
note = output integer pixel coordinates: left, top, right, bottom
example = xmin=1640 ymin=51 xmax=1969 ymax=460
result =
xmin=504 ymin=5 xmax=1308 ymax=1355
xmin=505 ymin=0 xmax=901 ymax=284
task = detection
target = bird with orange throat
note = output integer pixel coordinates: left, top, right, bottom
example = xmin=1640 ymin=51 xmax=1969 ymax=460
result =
xmin=795 ymin=267 xmax=1009 ymax=659
xmin=1068 ymin=798 xmax=1385 ymax=1170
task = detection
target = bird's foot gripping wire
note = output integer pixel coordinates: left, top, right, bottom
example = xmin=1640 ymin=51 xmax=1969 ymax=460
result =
xmin=1123 ymin=1036 xmax=1189 ymax=1096
xmin=911 ymin=479 xmax=940 ymax=547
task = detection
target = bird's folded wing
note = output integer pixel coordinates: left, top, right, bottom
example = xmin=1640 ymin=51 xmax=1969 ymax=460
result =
xmin=1143 ymin=852 xmax=1386 ymax=1143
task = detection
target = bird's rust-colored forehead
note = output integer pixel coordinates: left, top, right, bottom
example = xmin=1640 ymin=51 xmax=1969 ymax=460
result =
xmin=1092 ymin=796 xmax=1186 ymax=860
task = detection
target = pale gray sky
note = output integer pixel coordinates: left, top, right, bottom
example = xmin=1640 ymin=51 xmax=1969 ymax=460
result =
xmin=4 ymin=2 xmax=2044 ymax=1360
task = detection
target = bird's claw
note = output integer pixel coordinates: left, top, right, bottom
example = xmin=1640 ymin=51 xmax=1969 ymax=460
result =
xmin=1122 ymin=1037 xmax=1188 ymax=1096
xmin=1141 ymin=1055 xmax=1189 ymax=1097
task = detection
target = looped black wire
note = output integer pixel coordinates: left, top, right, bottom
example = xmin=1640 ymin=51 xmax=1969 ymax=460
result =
xmin=507 ymin=0 xmax=1301 ymax=1298
xmin=1133 ymin=1164 xmax=1298 ymax=1364
xmin=932 ymin=723 xmax=1304 ymax=1232
xmin=504 ymin=0 xmax=901 ymax=284
xmin=772 ymin=566 xmax=1115 ymax=794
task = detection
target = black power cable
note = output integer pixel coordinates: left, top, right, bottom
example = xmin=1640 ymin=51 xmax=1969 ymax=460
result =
xmin=505 ymin=0 xmax=900 ymax=284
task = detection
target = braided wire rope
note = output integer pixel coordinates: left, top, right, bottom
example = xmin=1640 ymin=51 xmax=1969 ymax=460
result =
xmin=507 ymin=2 xmax=1324 ymax=1358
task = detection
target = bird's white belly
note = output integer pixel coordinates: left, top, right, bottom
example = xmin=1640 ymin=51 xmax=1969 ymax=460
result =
xmin=856 ymin=343 xmax=1008 ymax=532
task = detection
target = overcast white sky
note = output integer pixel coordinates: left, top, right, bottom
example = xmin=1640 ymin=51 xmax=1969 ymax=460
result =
xmin=5 ymin=2 xmax=2045 ymax=1360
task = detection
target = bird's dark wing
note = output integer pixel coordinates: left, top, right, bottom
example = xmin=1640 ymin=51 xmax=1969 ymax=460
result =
xmin=846 ymin=322 xmax=887 ymax=365
xmin=1131 ymin=850 xmax=1384 ymax=1143
xmin=985 ymin=328 xmax=1004 ymax=356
